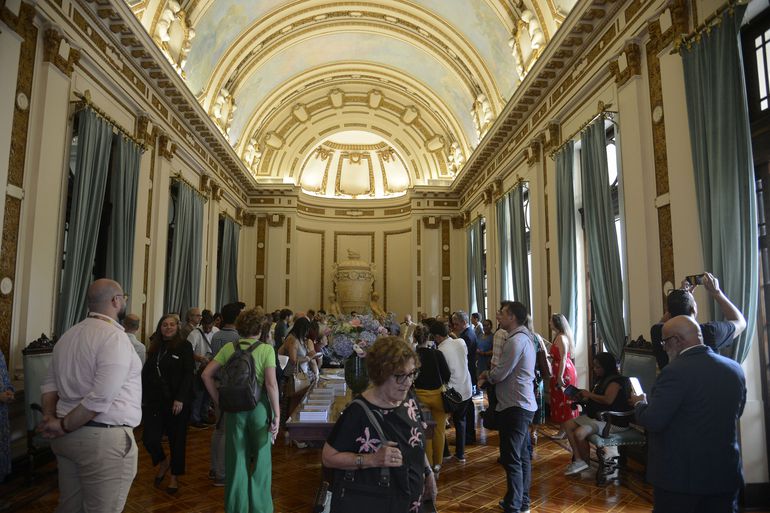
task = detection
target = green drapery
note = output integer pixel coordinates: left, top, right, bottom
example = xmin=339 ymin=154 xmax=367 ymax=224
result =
xmin=555 ymin=141 xmax=578 ymax=331
xmin=510 ymin=184 xmax=531 ymax=307
xmin=580 ymin=120 xmax=626 ymax=359
xmin=467 ymin=219 xmax=485 ymax=318
xmin=56 ymin=109 xmax=113 ymax=335
xmin=164 ymin=181 xmax=204 ymax=317
xmin=105 ymin=135 xmax=141 ymax=293
xmin=496 ymin=195 xmax=513 ymax=301
xmin=682 ymin=4 xmax=758 ymax=363
xmin=216 ymin=216 xmax=240 ymax=310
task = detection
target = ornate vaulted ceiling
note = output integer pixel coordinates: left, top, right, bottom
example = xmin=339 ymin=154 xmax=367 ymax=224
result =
xmin=128 ymin=0 xmax=576 ymax=198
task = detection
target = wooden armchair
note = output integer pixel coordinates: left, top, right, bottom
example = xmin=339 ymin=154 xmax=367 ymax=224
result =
xmin=587 ymin=344 xmax=658 ymax=485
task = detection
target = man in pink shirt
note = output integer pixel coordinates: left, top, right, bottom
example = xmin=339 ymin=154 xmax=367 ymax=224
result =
xmin=39 ymin=279 xmax=142 ymax=513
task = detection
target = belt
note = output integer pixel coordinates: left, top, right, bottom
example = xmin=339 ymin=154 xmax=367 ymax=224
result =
xmin=84 ymin=420 xmax=129 ymax=428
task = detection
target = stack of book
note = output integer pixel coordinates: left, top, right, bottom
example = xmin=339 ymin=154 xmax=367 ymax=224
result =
xmin=298 ymin=389 xmax=335 ymax=422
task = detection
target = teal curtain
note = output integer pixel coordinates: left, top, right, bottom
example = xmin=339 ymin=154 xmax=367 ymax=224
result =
xmin=56 ymin=109 xmax=113 ymax=335
xmin=682 ymin=5 xmax=758 ymax=363
xmin=164 ymin=181 xmax=204 ymax=317
xmin=105 ymin=135 xmax=141 ymax=292
xmin=496 ymin=195 xmax=513 ymax=301
xmin=216 ymin=216 xmax=240 ymax=310
xmin=556 ymin=141 xmax=578 ymax=331
xmin=467 ymin=219 xmax=485 ymax=318
xmin=580 ymin=120 xmax=626 ymax=358
xmin=510 ymin=184 xmax=531 ymax=307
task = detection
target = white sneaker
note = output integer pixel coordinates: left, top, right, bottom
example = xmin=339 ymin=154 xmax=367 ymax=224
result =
xmin=564 ymin=459 xmax=589 ymax=475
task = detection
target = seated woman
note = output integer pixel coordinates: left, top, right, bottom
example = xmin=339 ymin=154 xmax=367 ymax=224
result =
xmin=563 ymin=352 xmax=633 ymax=476
xmin=322 ymin=336 xmax=437 ymax=512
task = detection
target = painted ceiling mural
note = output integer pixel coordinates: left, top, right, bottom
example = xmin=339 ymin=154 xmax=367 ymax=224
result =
xmin=128 ymin=0 xmax=577 ymax=198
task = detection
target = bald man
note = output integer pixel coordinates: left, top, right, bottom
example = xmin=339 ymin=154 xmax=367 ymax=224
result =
xmin=631 ymin=315 xmax=746 ymax=513
xmin=39 ymin=279 xmax=142 ymax=512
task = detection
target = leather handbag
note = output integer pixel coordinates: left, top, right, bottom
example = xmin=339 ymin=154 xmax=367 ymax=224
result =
xmin=289 ymin=368 xmax=311 ymax=396
xmin=432 ymin=351 xmax=464 ymax=413
xmin=330 ymin=399 xmax=412 ymax=513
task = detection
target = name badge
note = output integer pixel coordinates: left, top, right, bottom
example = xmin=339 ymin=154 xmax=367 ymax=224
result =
xmin=171 ymin=354 xmax=179 ymax=360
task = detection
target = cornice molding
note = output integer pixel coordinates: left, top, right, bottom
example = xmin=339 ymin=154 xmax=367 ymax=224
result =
xmin=42 ymin=28 xmax=81 ymax=77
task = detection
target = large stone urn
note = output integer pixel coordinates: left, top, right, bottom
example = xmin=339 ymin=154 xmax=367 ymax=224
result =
xmin=333 ymin=249 xmax=374 ymax=314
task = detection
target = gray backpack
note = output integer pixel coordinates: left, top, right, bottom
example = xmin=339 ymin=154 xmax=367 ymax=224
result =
xmin=218 ymin=340 xmax=262 ymax=412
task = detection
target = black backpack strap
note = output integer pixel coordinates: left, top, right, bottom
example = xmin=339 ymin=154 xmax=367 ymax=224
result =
xmin=246 ymin=341 xmax=262 ymax=353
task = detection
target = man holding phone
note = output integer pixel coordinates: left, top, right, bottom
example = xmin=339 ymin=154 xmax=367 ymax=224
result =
xmin=650 ymin=272 xmax=745 ymax=369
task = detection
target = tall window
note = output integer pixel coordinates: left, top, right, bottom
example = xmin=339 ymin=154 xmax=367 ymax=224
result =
xmin=574 ymin=119 xmax=627 ymax=357
xmin=753 ymin=26 xmax=770 ymax=111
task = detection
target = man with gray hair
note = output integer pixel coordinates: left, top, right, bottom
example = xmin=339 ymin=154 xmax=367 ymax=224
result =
xmin=451 ymin=310 xmax=479 ymax=445
xmin=38 ymin=279 xmax=142 ymax=512
xmin=180 ymin=307 xmax=202 ymax=341
xmin=122 ymin=314 xmax=145 ymax=364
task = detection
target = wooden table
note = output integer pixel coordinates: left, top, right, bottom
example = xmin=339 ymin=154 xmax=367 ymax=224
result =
xmin=285 ymin=369 xmax=435 ymax=442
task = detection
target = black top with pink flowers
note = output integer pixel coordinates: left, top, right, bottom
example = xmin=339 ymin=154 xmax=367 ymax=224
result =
xmin=327 ymin=394 xmax=427 ymax=512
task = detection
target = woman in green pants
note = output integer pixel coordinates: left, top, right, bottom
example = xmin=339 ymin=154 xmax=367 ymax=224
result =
xmin=202 ymin=307 xmax=280 ymax=513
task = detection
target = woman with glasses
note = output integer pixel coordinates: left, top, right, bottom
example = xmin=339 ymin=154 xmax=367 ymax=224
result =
xmin=322 ymin=336 xmax=437 ymax=512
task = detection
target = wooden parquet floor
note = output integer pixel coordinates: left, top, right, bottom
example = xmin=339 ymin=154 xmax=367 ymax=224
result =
xmin=0 ymin=419 xmax=663 ymax=513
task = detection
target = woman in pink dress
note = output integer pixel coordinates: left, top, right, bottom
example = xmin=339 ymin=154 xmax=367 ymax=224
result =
xmin=548 ymin=313 xmax=578 ymax=435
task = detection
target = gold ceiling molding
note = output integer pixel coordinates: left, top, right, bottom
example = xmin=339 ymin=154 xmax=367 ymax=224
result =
xmin=454 ymin=0 xmax=627 ymax=206
xmin=250 ymin=82 xmax=458 ymax=185
xmin=323 ymin=141 xmax=391 ymax=151
xmin=237 ymin=64 xmax=467 ymax=160
xmin=206 ymin=4 xmax=499 ymax=112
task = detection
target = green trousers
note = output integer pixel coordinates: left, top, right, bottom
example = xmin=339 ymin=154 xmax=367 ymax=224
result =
xmin=224 ymin=396 xmax=273 ymax=513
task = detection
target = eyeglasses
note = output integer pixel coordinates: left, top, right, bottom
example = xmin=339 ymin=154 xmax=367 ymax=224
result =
xmin=393 ymin=369 xmax=420 ymax=384
xmin=661 ymin=335 xmax=679 ymax=345
xmin=113 ymin=294 xmax=129 ymax=301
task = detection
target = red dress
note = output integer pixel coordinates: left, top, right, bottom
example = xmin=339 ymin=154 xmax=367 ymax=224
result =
xmin=549 ymin=342 xmax=579 ymax=423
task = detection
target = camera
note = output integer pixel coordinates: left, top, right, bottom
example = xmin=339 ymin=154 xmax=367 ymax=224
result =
xmin=685 ymin=274 xmax=706 ymax=286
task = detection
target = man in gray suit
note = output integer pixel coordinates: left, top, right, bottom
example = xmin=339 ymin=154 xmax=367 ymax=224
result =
xmin=632 ymin=315 xmax=746 ymax=513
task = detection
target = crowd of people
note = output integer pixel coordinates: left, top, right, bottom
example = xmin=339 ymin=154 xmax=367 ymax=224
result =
xmin=24 ymin=270 xmax=749 ymax=513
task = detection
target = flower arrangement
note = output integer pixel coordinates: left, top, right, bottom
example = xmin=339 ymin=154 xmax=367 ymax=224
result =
xmin=328 ymin=314 xmax=389 ymax=358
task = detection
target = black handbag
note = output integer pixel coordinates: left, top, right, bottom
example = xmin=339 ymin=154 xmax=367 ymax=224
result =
xmin=481 ymin=382 xmax=499 ymax=430
xmin=432 ymin=350 xmax=464 ymax=413
xmin=330 ymin=399 xmax=412 ymax=513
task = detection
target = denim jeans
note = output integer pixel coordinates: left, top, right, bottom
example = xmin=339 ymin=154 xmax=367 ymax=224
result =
xmin=499 ymin=406 xmax=535 ymax=512
xmin=451 ymin=399 xmax=470 ymax=459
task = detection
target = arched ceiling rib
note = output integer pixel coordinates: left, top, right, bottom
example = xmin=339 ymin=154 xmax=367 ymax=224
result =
xmin=238 ymin=63 xmax=470 ymax=159
xmin=128 ymin=0 xmax=578 ymax=199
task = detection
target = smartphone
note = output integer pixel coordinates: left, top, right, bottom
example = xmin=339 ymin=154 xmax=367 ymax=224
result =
xmin=563 ymin=384 xmax=580 ymax=398
xmin=685 ymin=274 xmax=705 ymax=286
xmin=628 ymin=377 xmax=643 ymax=396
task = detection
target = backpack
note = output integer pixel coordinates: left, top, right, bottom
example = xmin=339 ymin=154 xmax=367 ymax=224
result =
xmin=218 ymin=340 xmax=263 ymax=413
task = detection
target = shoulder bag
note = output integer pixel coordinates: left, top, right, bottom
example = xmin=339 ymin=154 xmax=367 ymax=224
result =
xmin=330 ymin=399 xmax=412 ymax=513
xmin=432 ymin=350 xmax=463 ymax=413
